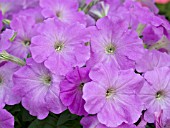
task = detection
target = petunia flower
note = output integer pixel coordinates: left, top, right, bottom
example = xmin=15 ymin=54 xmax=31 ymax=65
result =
xmin=83 ymin=63 xmax=143 ymax=127
xmin=142 ymin=25 xmax=165 ymax=46
xmin=30 ymin=18 xmax=90 ymax=75
xmin=88 ymin=17 xmax=144 ymax=69
xmin=40 ymin=0 xmax=86 ymax=24
xmin=108 ymin=0 xmax=153 ymax=30
xmin=7 ymin=15 xmax=37 ymax=59
xmin=60 ymin=66 xmax=91 ymax=116
xmin=0 ymin=62 xmax=21 ymax=108
xmin=0 ymin=108 xmax=14 ymax=128
xmin=139 ymin=67 xmax=170 ymax=123
xmin=13 ymin=59 xmax=66 ymax=119
xmin=135 ymin=50 xmax=170 ymax=73
xmin=14 ymin=7 xmax=44 ymax=23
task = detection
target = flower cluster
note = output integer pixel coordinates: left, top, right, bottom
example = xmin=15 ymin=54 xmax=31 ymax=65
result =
xmin=0 ymin=0 xmax=170 ymax=128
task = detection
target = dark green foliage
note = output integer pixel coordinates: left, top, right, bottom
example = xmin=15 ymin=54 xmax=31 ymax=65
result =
xmin=157 ymin=3 xmax=170 ymax=21
xmin=5 ymin=104 xmax=82 ymax=128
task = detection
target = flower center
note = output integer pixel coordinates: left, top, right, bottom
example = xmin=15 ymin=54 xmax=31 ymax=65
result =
xmin=106 ymin=88 xmax=115 ymax=98
xmin=56 ymin=11 xmax=62 ymax=18
xmin=79 ymin=82 xmax=85 ymax=91
xmin=105 ymin=44 xmax=116 ymax=54
xmin=156 ymin=90 xmax=164 ymax=99
xmin=43 ymin=75 xmax=52 ymax=86
xmin=54 ymin=43 xmax=64 ymax=52
xmin=23 ymin=40 xmax=31 ymax=46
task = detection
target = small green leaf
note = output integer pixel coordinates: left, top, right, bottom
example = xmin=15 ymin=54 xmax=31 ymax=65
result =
xmin=57 ymin=110 xmax=78 ymax=126
xmin=22 ymin=108 xmax=36 ymax=122
xmin=28 ymin=116 xmax=58 ymax=128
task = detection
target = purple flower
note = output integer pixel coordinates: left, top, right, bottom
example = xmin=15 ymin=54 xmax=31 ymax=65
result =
xmin=0 ymin=62 xmax=21 ymax=108
xmin=7 ymin=16 xmax=37 ymax=59
xmin=136 ymin=0 xmax=159 ymax=14
xmin=135 ymin=50 xmax=170 ymax=73
xmin=108 ymin=0 xmax=152 ymax=30
xmin=30 ymin=18 xmax=90 ymax=75
xmin=83 ymin=63 xmax=143 ymax=127
xmin=88 ymin=17 xmax=144 ymax=69
xmin=40 ymin=0 xmax=86 ymax=24
xmin=142 ymin=25 xmax=164 ymax=46
xmin=139 ymin=67 xmax=170 ymax=123
xmin=0 ymin=0 xmax=23 ymax=18
xmin=13 ymin=59 xmax=66 ymax=119
xmin=60 ymin=66 xmax=91 ymax=116
xmin=81 ymin=115 xmax=137 ymax=128
xmin=14 ymin=7 xmax=44 ymax=23
xmin=0 ymin=108 xmax=14 ymax=128
xmin=142 ymin=25 xmax=170 ymax=53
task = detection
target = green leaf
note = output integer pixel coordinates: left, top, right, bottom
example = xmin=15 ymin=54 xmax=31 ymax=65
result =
xmin=145 ymin=123 xmax=155 ymax=128
xmin=28 ymin=116 xmax=58 ymax=128
xmin=57 ymin=110 xmax=78 ymax=126
xmin=157 ymin=3 xmax=170 ymax=21
xmin=21 ymin=108 xmax=36 ymax=122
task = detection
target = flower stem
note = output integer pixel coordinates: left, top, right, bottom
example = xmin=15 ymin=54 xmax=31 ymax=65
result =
xmin=0 ymin=51 xmax=26 ymax=66
xmin=83 ymin=0 xmax=99 ymax=14
xmin=2 ymin=19 xmax=11 ymax=25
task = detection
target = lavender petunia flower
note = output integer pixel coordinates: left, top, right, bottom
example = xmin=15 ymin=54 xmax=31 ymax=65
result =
xmin=60 ymin=66 xmax=91 ymax=116
xmin=13 ymin=59 xmax=66 ymax=119
xmin=0 ymin=62 xmax=21 ymax=108
xmin=15 ymin=7 xmax=44 ymax=23
xmin=83 ymin=63 xmax=143 ymax=127
xmin=108 ymin=0 xmax=152 ymax=30
xmin=88 ymin=17 xmax=144 ymax=69
xmin=139 ymin=67 xmax=170 ymax=123
xmin=30 ymin=18 xmax=90 ymax=75
xmin=0 ymin=0 xmax=23 ymax=18
xmin=40 ymin=0 xmax=86 ymax=24
xmin=135 ymin=50 xmax=170 ymax=73
xmin=81 ymin=115 xmax=137 ymax=128
xmin=142 ymin=25 xmax=164 ymax=46
xmin=7 ymin=16 xmax=37 ymax=59
xmin=0 ymin=108 xmax=14 ymax=128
